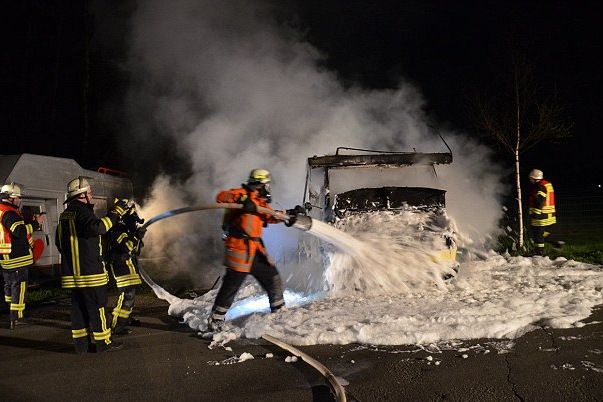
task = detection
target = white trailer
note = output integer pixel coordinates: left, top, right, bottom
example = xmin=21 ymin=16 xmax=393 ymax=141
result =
xmin=0 ymin=153 xmax=133 ymax=284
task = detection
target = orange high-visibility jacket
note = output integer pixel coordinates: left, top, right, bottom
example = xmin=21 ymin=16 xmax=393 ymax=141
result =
xmin=0 ymin=201 xmax=35 ymax=269
xmin=217 ymin=187 xmax=280 ymax=272
xmin=528 ymin=179 xmax=556 ymax=227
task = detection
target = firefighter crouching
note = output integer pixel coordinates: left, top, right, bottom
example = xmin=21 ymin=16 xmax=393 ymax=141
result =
xmin=108 ymin=206 xmax=146 ymax=335
xmin=0 ymin=183 xmax=45 ymax=329
xmin=55 ymin=177 xmax=129 ymax=353
xmin=528 ymin=169 xmax=563 ymax=256
xmin=208 ymin=169 xmax=293 ymax=332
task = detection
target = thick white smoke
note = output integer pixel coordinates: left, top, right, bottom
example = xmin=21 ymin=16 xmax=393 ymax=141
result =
xmin=123 ymin=1 xmax=505 ymax=286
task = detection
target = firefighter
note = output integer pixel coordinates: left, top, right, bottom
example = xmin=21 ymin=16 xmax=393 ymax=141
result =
xmin=208 ymin=169 xmax=289 ymax=332
xmin=0 ymin=183 xmax=45 ymax=329
xmin=55 ymin=177 xmax=128 ymax=353
xmin=108 ymin=206 xmax=146 ymax=335
xmin=528 ymin=169 xmax=563 ymax=255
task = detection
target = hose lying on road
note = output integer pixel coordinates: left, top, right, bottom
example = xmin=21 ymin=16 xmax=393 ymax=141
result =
xmin=262 ymin=334 xmax=347 ymax=402
xmin=138 ymin=205 xmax=343 ymax=399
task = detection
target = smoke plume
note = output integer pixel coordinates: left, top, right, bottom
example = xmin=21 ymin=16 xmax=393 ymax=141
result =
xmin=121 ymin=1 xmax=505 ymax=287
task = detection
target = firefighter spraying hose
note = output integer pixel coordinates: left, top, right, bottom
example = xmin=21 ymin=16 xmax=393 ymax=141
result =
xmin=135 ymin=169 xmax=313 ymax=331
xmin=136 ymin=204 xmax=311 ymax=287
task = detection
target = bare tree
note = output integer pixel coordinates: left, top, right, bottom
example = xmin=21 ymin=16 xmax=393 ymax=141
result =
xmin=472 ymin=59 xmax=572 ymax=250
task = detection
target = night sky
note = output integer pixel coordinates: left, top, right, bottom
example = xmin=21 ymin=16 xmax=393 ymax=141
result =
xmin=2 ymin=1 xmax=601 ymax=196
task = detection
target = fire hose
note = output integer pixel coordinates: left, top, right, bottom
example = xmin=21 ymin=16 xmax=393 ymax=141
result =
xmin=136 ymin=202 xmax=464 ymax=400
xmin=140 ymin=202 xmax=312 ymax=231
xmin=137 ymin=202 xmax=312 ymax=292
xmin=137 ymin=205 xmax=347 ymax=400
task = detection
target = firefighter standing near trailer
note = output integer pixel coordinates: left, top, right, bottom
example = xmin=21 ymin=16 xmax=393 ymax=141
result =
xmin=55 ymin=177 xmax=128 ymax=353
xmin=108 ymin=206 xmax=146 ymax=335
xmin=0 ymin=183 xmax=45 ymax=329
xmin=528 ymin=169 xmax=563 ymax=256
xmin=208 ymin=169 xmax=290 ymax=332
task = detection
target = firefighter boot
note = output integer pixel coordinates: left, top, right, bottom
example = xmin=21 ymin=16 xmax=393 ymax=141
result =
xmin=97 ymin=341 xmax=124 ymax=352
xmin=207 ymin=316 xmax=224 ymax=333
xmin=74 ymin=338 xmax=95 ymax=354
xmin=113 ymin=325 xmax=132 ymax=336
xmin=9 ymin=319 xmax=28 ymax=330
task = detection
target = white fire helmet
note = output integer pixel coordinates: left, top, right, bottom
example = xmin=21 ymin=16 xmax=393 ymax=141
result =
xmin=248 ymin=168 xmax=271 ymax=184
xmin=529 ymin=169 xmax=543 ymax=180
xmin=67 ymin=177 xmax=92 ymax=198
xmin=0 ymin=182 xmax=23 ymax=198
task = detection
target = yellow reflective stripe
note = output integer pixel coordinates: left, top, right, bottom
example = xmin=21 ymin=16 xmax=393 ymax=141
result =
xmin=117 ymin=233 xmax=127 ymax=243
xmin=541 ymin=206 xmax=556 ymax=213
xmin=19 ymin=281 xmax=26 ymax=305
xmin=96 ymin=307 xmax=111 ymax=344
xmin=101 ymin=216 xmax=113 ymax=231
xmin=61 ymin=273 xmax=109 ymax=288
xmin=25 ymin=223 xmax=34 ymax=235
xmin=224 ymin=258 xmax=252 ymax=271
xmin=72 ymin=328 xmax=89 ymax=339
xmin=115 ymin=277 xmax=142 ymax=287
xmin=112 ymin=292 xmax=125 ymax=328
xmin=4 ymin=295 xmax=11 ymax=302
xmin=537 ymin=191 xmax=547 ymax=197
xmin=93 ymin=328 xmax=112 ymax=341
xmin=113 ymin=206 xmax=125 ymax=215
xmin=544 ymin=183 xmax=554 ymax=191
xmin=0 ymin=255 xmax=34 ymax=269
xmin=126 ymin=258 xmax=136 ymax=275
xmin=125 ymin=240 xmax=134 ymax=251
xmin=112 ymin=307 xmax=132 ymax=319
xmin=9 ymin=220 xmax=24 ymax=233
xmin=531 ymin=217 xmax=556 ymax=226
xmin=68 ymin=218 xmax=80 ymax=276
xmin=225 ymin=249 xmax=248 ymax=259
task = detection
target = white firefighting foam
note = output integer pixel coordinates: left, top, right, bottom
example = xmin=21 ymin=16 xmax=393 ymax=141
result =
xmin=145 ymin=212 xmax=603 ymax=347
xmin=312 ymin=210 xmax=458 ymax=294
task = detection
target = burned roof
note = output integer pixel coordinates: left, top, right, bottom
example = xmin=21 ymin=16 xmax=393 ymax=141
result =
xmin=308 ymin=152 xmax=452 ymax=168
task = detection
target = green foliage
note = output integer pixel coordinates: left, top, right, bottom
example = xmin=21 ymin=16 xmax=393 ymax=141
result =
xmin=547 ymin=243 xmax=603 ymax=265
xmin=27 ymin=288 xmax=70 ymax=305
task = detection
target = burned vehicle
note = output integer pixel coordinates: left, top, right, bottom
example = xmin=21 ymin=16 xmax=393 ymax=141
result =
xmin=301 ymin=146 xmax=458 ymax=267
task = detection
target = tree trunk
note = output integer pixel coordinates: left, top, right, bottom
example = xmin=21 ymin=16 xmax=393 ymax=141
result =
xmin=515 ymin=145 xmax=523 ymax=249
xmin=515 ymin=67 xmax=524 ymax=249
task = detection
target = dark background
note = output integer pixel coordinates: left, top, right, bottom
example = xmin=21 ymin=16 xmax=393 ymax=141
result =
xmin=1 ymin=1 xmax=601 ymax=196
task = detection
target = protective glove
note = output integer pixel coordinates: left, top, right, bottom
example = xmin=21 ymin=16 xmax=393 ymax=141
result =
xmin=240 ymin=196 xmax=257 ymax=213
xmin=286 ymin=205 xmax=306 ymax=217
xmin=284 ymin=215 xmax=297 ymax=227
xmin=110 ymin=198 xmax=129 ymax=217
xmin=135 ymin=227 xmax=147 ymax=239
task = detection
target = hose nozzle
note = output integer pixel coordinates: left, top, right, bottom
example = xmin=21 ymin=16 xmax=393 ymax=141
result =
xmin=289 ymin=215 xmax=312 ymax=231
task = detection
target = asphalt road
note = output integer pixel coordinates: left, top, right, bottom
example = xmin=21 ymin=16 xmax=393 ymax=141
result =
xmin=0 ymin=294 xmax=602 ymax=402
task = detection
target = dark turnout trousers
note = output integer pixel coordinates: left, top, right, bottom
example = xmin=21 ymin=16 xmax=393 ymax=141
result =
xmin=112 ymin=286 xmax=137 ymax=330
xmin=70 ymin=286 xmax=113 ymax=353
xmin=2 ymin=267 xmax=29 ymax=321
xmin=211 ymin=252 xmax=284 ymax=324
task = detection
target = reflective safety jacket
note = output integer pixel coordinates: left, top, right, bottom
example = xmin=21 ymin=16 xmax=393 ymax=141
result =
xmin=529 ymin=179 xmax=556 ymax=227
xmin=0 ymin=201 xmax=35 ymax=270
xmin=218 ymin=187 xmax=280 ymax=272
xmin=108 ymin=223 xmax=142 ymax=288
xmin=56 ymin=201 xmax=119 ymax=288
